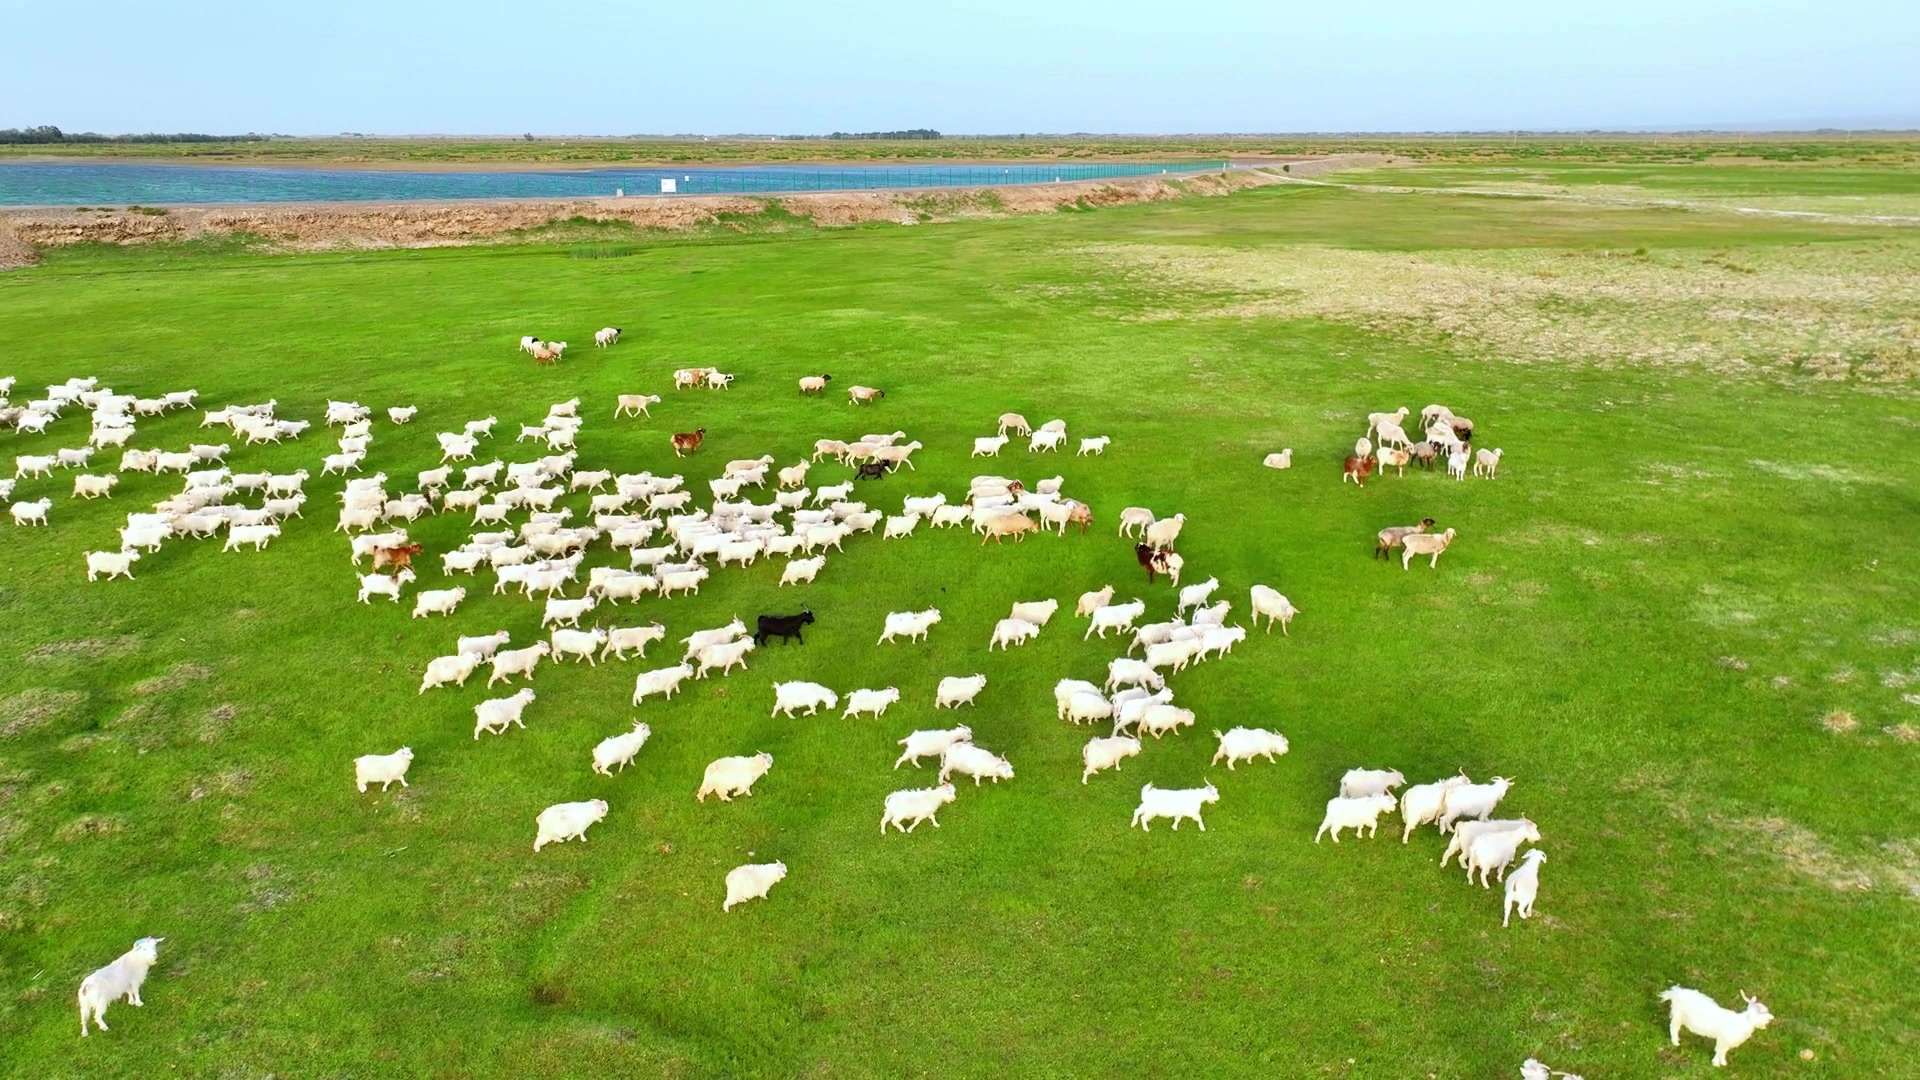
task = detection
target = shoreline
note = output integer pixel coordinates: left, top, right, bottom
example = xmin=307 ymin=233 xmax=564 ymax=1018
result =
xmin=0 ymin=153 xmax=1263 ymax=175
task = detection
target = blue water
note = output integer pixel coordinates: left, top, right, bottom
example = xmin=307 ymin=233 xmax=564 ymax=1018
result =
xmin=0 ymin=161 xmax=1224 ymax=206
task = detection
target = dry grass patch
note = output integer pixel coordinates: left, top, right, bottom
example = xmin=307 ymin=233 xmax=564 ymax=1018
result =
xmin=1088 ymin=240 xmax=1920 ymax=380
xmin=1884 ymin=723 xmax=1920 ymax=743
xmin=55 ymin=814 xmax=127 ymax=843
xmin=1821 ymin=709 xmax=1860 ymax=734
xmin=0 ymin=689 xmax=87 ymax=739
xmin=25 ymin=635 xmax=145 ymax=662
xmin=132 ymin=662 xmax=212 ymax=695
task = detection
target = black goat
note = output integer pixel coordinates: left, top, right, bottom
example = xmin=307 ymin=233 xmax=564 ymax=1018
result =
xmin=755 ymin=609 xmax=816 ymax=645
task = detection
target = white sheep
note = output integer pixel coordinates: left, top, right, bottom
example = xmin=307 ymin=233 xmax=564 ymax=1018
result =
xmin=772 ymin=681 xmax=839 ymax=718
xmin=600 ymin=623 xmax=666 ymax=661
xmin=822 ymin=685 xmax=897 ymax=720
xmin=419 ymin=652 xmax=483 ymax=693
xmin=697 ymin=752 xmax=774 ymax=802
xmin=894 ymin=726 xmax=971 ymax=768
xmin=1085 ymin=599 xmax=1147 ymax=640
xmin=723 ymin=861 xmax=787 ymax=911
xmin=412 ymin=587 xmax=466 ymax=619
xmin=595 ymin=327 xmax=621 ymax=347
xmin=474 ymin=688 xmax=537 ymax=738
xmin=1076 ymin=585 xmax=1116 ymax=617
xmin=1262 ymin=449 xmax=1293 ymax=469
xmin=1437 ymin=776 xmax=1513 ymax=832
xmin=878 ymin=608 xmax=941 ymax=644
xmin=1474 ymin=447 xmax=1504 ymax=478
xmin=1211 ymin=728 xmax=1289 ymax=770
xmin=1143 ymin=512 xmax=1185 ymax=550
xmin=1081 ymin=735 xmax=1141 ymax=783
xmin=354 ymin=747 xmax=414 ymax=791
xmin=989 ymin=617 xmax=1040 ymax=650
xmin=1401 ymin=528 xmax=1457 ymax=570
xmin=77 ymin=937 xmax=164 ymax=1036
xmin=1661 ymin=986 xmax=1774 ymax=1067
xmin=592 ymin=721 xmax=652 ymax=776
xmin=939 ymin=743 xmax=1014 ymax=785
xmin=694 ymin=637 xmax=756 ymax=678
xmin=1116 ymin=506 xmax=1155 ymax=539
xmin=550 ymin=627 xmax=609 ymax=665
xmin=85 ymin=550 xmax=141 ymax=581
xmin=533 ymin=799 xmax=608 ymax=852
xmin=356 ymin=568 xmax=416 ymax=603
xmin=972 ymin=434 xmax=1009 ymax=457
xmin=486 ymin=643 xmax=549 ymax=687
xmin=1340 ymin=768 xmax=1406 ymax=798
xmin=1446 ymin=449 xmax=1469 ymax=480
xmin=1104 ymin=656 xmax=1165 ymax=693
xmin=1373 ymin=420 xmax=1412 ymax=449
xmin=881 ymin=784 xmax=958 ymax=833
xmin=631 ymin=663 xmax=694 ymax=705
xmin=1131 ymin=783 xmax=1219 ymax=831
xmin=934 ymin=674 xmax=986 ymax=709
xmin=455 ymin=630 xmax=512 ymax=660
xmin=1077 ymin=435 xmax=1111 ymax=456
xmin=1314 ymin=794 xmax=1398 ymax=842
xmin=1503 ymin=849 xmax=1546 ymax=926
xmin=1464 ymin=820 xmax=1542 ymax=887
xmin=1399 ymin=773 xmax=1471 ymax=842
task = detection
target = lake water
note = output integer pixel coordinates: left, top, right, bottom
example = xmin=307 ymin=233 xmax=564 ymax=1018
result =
xmin=0 ymin=161 xmax=1224 ymax=206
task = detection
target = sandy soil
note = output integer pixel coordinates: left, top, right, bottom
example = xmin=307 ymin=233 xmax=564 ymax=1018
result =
xmin=0 ymin=164 xmax=1323 ymax=266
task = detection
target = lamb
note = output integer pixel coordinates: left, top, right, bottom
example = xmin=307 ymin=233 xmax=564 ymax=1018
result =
xmin=72 ymin=473 xmax=118 ymax=499
xmin=1076 ymin=435 xmax=1111 ymax=456
xmin=631 ymin=663 xmax=694 ymax=705
xmin=722 ymin=861 xmax=787 ymax=911
xmin=486 ymin=643 xmax=550 ymax=687
xmin=894 ymin=726 xmax=972 ymax=768
xmin=881 ymin=784 xmax=958 ymax=833
xmin=1440 ymin=818 xmax=1536 ymax=869
xmin=1401 ymin=528 xmax=1458 ymax=570
xmin=989 ymin=617 xmax=1041 ymax=650
xmin=697 ymin=752 xmax=774 ymax=802
xmin=997 ymin=412 xmax=1032 ymax=436
xmin=591 ymin=721 xmax=652 ymax=776
xmin=693 ymin=636 xmax=756 ymax=678
xmin=1085 ymin=599 xmax=1147 ymax=640
xmin=1437 ymin=776 xmax=1513 ymax=832
xmin=1446 ymin=449 xmax=1469 ymax=481
xmin=1131 ymin=783 xmax=1219 ymax=832
xmin=1464 ymin=820 xmax=1543 ymax=887
xmin=550 ymin=627 xmax=609 ymax=665
xmin=1076 ymin=585 xmax=1116 ymax=617
xmin=1502 ymin=849 xmax=1546 ymax=926
xmin=356 ymin=568 xmax=417 ymax=604
xmin=1339 ymin=768 xmax=1406 ymax=798
xmin=541 ymin=595 xmax=597 ymax=629
xmin=939 ymin=742 xmax=1014 ymax=785
xmin=1175 ymin=576 xmax=1219 ymax=614
xmin=878 ymin=608 xmax=941 ymax=644
xmin=1399 ymin=773 xmax=1471 ymax=842
xmin=1474 ymin=447 xmax=1504 ymax=478
xmin=85 ymin=550 xmax=141 ymax=581
xmin=600 ymin=623 xmax=666 ymax=661
xmin=1660 ymin=986 xmax=1774 ymax=1067
xmin=474 ymin=688 xmax=537 ymax=738
xmin=772 ymin=681 xmax=839 ymax=718
xmin=1211 ymin=728 xmax=1289 ymax=770
xmin=533 ymin=799 xmax=608 ymax=852
xmin=1105 ymin=656 xmax=1165 ymax=693
xmin=354 ymin=747 xmax=414 ymax=792
xmin=1064 ymin=691 xmax=1115 ymax=726
xmin=1136 ymin=703 xmax=1196 ymax=740
xmin=76 ymin=937 xmax=164 ymax=1036
xmin=419 ymin=652 xmax=483 ymax=693
xmin=935 ymin=674 xmax=987 ymax=709
xmin=972 ymin=434 xmax=1009 ymax=457
xmin=842 ymin=686 xmax=902 ymax=718
xmin=1143 ymin=512 xmax=1185 ymax=550
xmin=1081 ymin=735 xmax=1142 ymax=783
xmin=1314 ymin=794 xmax=1399 ymax=842
xmin=1262 ymin=450 xmax=1293 ymax=469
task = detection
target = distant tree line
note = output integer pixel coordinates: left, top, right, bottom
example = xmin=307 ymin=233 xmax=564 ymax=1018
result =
xmin=783 ymin=129 xmax=943 ymax=141
xmin=0 ymin=125 xmax=274 ymax=145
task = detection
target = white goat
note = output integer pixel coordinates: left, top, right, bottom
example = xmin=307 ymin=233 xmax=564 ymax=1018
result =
xmin=1131 ymin=783 xmax=1219 ymax=831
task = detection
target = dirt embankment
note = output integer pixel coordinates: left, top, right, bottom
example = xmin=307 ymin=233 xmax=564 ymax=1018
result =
xmin=0 ymin=164 xmax=1322 ymax=265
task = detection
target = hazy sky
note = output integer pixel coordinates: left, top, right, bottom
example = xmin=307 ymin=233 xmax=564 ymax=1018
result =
xmin=4 ymin=0 xmax=1915 ymax=134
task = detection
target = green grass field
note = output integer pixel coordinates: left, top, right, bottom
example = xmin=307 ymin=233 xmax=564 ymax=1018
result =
xmin=1 ymin=179 xmax=1916 ymax=1077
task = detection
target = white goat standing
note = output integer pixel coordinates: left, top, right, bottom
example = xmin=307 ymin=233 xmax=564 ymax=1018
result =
xmin=1660 ymin=986 xmax=1774 ymax=1067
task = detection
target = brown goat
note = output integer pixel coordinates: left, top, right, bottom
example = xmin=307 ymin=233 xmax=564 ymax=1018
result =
xmin=671 ymin=428 xmax=707 ymax=457
xmin=371 ymin=542 xmax=424 ymax=571
xmin=1342 ymin=455 xmax=1375 ymax=486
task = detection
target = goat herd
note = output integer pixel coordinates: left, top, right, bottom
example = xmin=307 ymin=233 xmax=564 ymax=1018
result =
xmin=5 ymin=359 xmax=1770 ymax=1068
